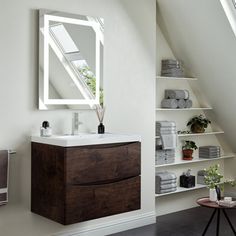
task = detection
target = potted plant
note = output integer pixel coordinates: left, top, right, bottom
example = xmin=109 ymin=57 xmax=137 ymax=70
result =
xmin=204 ymin=164 xmax=223 ymax=201
xmin=187 ymin=114 xmax=211 ymax=133
xmin=204 ymin=164 xmax=236 ymax=201
xmin=182 ymin=140 xmax=198 ymax=160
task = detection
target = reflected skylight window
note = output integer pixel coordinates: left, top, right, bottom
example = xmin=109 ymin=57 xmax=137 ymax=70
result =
xmin=50 ymin=24 xmax=78 ymax=53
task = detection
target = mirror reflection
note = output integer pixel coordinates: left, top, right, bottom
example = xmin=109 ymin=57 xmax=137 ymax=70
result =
xmin=39 ymin=9 xmax=104 ymax=109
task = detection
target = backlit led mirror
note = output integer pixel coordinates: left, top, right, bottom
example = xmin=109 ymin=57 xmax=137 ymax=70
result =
xmin=39 ymin=9 xmax=104 ymax=109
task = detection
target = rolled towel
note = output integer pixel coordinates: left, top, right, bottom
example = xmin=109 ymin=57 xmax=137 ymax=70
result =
xmin=185 ymin=99 xmax=193 ymax=108
xmin=165 ymin=89 xmax=189 ymax=99
xmin=161 ymin=99 xmax=178 ymax=109
xmin=177 ymin=99 xmax=186 ymax=109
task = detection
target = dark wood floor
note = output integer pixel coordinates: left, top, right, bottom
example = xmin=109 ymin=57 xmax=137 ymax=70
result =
xmin=110 ymin=207 xmax=236 ymax=236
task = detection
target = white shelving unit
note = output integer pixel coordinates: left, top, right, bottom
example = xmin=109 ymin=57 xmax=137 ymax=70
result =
xmin=155 ymin=73 xmax=235 ymax=198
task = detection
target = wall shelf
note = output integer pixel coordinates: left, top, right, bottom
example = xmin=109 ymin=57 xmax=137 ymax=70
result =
xmin=156 ymin=131 xmax=224 ymax=139
xmin=177 ymin=131 xmax=224 ymax=137
xmin=155 ymin=184 xmax=206 ymax=197
xmin=156 ymin=76 xmax=198 ymax=81
xmin=156 ymin=107 xmax=213 ymax=111
xmin=155 ymin=154 xmax=236 ymax=168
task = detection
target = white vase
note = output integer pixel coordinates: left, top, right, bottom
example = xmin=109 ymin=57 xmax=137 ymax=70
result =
xmin=209 ymin=188 xmax=217 ymax=202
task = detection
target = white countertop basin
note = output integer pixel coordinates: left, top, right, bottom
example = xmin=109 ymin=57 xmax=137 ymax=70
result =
xmin=31 ymin=133 xmax=141 ymax=147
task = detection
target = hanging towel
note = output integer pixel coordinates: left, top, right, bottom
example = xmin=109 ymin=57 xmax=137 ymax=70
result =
xmin=161 ymin=133 xmax=177 ymax=150
xmin=161 ymin=99 xmax=178 ymax=109
xmin=165 ymin=89 xmax=189 ymax=100
xmin=0 ymin=150 xmax=8 ymax=204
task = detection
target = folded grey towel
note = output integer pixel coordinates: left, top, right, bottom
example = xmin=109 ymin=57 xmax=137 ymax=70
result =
xmin=161 ymin=99 xmax=178 ymax=109
xmin=156 ymin=121 xmax=176 ymax=127
xmin=161 ymin=68 xmax=183 ymax=73
xmin=160 ymin=179 xmax=177 ymax=185
xmin=177 ymin=99 xmax=185 ymax=109
xmin=156 ymin=172 xmax=177 ymax=181
xmin=160 ymin=183 xmax=177 ymax=190
xmin=162 ymin=59 xmax=183 ymax=65
xmin=185 ymin=99 xmax=193 ymax=108
xmin=156 ymin=187 xmax=177 ymax=194
xmin=199 ymin=150 xmax=220 ymax=154
xmin=199 ymin=146 xmax=220 ymax=151
xmin=156 ymin=159 xmax=175 ymax=165
xmin=165 ymin=90 xmax=189 ymax=99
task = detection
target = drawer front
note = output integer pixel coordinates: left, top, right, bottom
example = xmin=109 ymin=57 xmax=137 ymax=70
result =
xmin=66 ymin=142 xmax=140 ymax=185
xmin=65 ymin=176 xmax=141 ymax=224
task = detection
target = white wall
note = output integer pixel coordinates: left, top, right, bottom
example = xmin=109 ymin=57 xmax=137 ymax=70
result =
xmin=0 ymin=0 xmax=156 ymax=235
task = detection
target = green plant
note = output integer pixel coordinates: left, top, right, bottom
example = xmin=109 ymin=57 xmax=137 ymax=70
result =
xmin=78 ymin=65 xmax=104 ymax=105
xmin=204 ymin=164 xmax=236 ymax=189
xmin=187 ymin=114 xmax=211 ymax=133
xmin=204 ymin=164 xmax=223 ymax=189
xmin=182 ymin=140 xmax=198 ymax=150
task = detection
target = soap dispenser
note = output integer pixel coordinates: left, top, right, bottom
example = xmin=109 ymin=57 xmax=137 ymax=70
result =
xmin=40 ymin=121 xmax=52 ymax=137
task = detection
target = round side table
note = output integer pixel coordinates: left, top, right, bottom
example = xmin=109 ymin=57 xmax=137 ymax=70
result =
xmin=197 ymin=197 xmax=236 ymax=236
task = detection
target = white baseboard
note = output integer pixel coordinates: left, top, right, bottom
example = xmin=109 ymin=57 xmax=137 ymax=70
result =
xmin=53 ymin=211 xmax=156 ymax=236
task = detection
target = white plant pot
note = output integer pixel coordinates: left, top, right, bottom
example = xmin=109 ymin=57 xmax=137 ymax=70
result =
xmin=209 ymin=188 xmax=217 ymax=202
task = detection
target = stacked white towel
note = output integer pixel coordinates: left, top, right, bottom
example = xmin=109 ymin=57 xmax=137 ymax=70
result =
xmin=156 ymin=121 xmax=177 ymax=150
xmin=156 ymin=171 xmax=177 ymax=194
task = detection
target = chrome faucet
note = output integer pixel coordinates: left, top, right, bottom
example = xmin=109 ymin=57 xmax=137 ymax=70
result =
xmin=72 ymin=112 xmax=79 ymax=135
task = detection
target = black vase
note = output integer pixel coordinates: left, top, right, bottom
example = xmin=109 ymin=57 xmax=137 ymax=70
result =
xmin=98 ymin=123 xmax=105 ymax=134
xmin=215 ymin=186 xmax=221 ymax=200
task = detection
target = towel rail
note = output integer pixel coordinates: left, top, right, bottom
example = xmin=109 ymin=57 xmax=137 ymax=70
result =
xmin=8 ymin=150 xmax=16 ymax=155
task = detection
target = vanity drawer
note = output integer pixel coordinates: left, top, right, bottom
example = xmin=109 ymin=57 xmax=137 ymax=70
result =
xmin=65 ymin=142 xmax=140 ymax=185
xmin=65 ymin=176 xmax=140 ymax=224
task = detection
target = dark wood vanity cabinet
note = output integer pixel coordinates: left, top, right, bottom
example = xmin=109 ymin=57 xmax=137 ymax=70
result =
xmin=31 ymin=142 xmax=141 ymax=225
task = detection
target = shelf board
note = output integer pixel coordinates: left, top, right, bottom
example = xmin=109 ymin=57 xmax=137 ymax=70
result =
xmin=177 ymin=131 xmax=224 ymax=137
xmin=156 ymin=76 xmax=198 ymax=81
xmin=155 ymin=154 xmax=236 ymax=167
xmin=155 ymin=184 xmax=206 ymax=197
xmin=156 ymin=107 xmax=213 ymax=111
xmin=156 ymin=131 xmax=224 ymax=139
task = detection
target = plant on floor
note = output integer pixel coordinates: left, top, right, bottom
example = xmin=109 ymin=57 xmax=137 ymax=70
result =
xmin=182 ymin=140 xmax=198 ymax=160
xmin=187 ymin=114 xmax=211 ymax=133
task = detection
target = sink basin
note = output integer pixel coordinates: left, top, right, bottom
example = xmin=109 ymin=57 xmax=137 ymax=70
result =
xmin=31 ymin=133 xmax=141 ymax=147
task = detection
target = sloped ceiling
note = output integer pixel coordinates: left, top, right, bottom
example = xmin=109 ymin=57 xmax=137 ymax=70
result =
xmin=157 ymin=0 xmax=236 ymax=151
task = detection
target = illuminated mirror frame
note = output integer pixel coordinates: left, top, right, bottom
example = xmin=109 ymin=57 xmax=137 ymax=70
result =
xmin=39 ymin=10 xmax=103 ymax=109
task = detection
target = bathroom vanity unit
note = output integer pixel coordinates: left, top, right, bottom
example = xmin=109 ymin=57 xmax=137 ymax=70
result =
xmin=31 ymin=134 xmax=141 ymax=225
